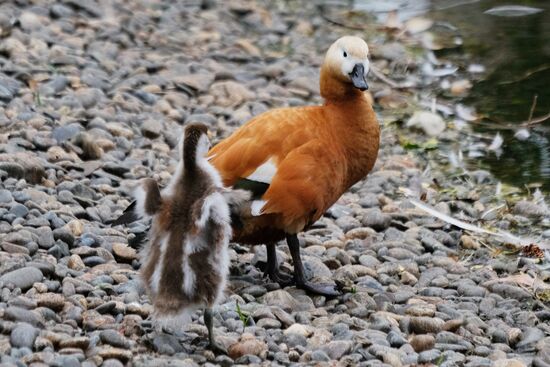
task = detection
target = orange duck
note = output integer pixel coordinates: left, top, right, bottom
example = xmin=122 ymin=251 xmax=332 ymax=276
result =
xmin=208 ymin=36 xmax=380 ymax=296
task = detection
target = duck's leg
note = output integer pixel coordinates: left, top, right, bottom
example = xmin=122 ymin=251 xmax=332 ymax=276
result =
xmin=286 ymin=234 xmax=341 ymax=297
xmin=204 ymin=308 xmax=228 ymax=355
xmin=265 ymin=243 xmax=293 ymax=286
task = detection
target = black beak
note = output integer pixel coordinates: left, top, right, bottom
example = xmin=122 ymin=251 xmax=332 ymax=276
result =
xmin=349 ymin=64 xmax=368 ymax=91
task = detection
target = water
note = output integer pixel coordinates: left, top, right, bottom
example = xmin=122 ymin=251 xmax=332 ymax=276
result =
xmin=354 ymin=0 xmax=550 ymax=191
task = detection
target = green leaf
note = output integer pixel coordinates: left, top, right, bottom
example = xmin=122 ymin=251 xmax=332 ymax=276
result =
xmin=399 ymin=136 xmax=438 ymax=151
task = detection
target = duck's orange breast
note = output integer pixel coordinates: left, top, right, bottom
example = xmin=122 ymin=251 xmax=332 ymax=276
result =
xmin=209 ymin=98 xmax=379 ymax=244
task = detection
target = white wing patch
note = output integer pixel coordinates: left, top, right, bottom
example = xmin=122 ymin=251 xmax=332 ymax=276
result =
xmin=250 ymin=200 xmax=267 ymax=216
xmin=247 ymin=158 xmax=277 ymax=184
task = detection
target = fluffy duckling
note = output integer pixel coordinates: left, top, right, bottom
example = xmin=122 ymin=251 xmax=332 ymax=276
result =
xmin=208 ymin=36 xmax=379 ymax=296
xmin=123 ymin=123 xmax=249 ymax=353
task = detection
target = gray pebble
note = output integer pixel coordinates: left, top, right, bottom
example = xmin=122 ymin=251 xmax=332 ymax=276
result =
xmin=10 ymin=322 xmax=38 ymax=349
xmin=101 ymin=360 xmax=124 ymax=367
xmin=0 ymin=267 xmax=43 ymax=291
xmin=4 ymin=307 xmax=45 ymax=327
xmin=151 ymin=334 xmax=185 ymax=355
xmin=361 ymin=208 xmax=391 ymax=231
xmin=311 ymin=349 xmax=331 ymax=362
xmin=9 ymin=204 xmax=29 ymax=218
xmin=100 ymin=329 xmax=132 ymax=349
xmin=0 ymin=189 xmax=13 ymax=203
xmin=284 ymin=333 xmax=307 ymax=348
xmin=418 ymin=349 xmax=441 ymax=364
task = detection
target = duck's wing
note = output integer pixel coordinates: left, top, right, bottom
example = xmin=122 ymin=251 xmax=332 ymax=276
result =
xmin=109 ymin=178 xmax=162 ymax=225
xmin=209 ymin=107 xmax=320 ymax=187
xmin=209 ymin=108 xmax=345 ymax=230
xmin=259 ymin=138 xmax=346 ymax=230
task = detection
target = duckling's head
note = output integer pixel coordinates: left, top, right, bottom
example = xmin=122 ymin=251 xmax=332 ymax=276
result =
xmin=182 ymin=123 xmax=210 ymax=170
xmin=321 ymin=36 xmax=370 ymax=99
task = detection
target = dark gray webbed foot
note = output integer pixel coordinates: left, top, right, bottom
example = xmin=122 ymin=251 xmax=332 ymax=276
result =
xmin=295 ymin=280 xmax=341 ymax=297
xmin=286 ymin=234 xmax=341 ymax=297
xmin=264 ymin=242 xmax=294 ymax=287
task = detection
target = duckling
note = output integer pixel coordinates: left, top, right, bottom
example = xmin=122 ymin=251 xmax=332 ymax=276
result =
xmin=125 ymin=123 xmax=249 ymax=354
xmin=208 ymin=36 xmax=379 ymax=296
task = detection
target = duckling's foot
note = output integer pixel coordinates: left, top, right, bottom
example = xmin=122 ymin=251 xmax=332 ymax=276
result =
xmin=204 ymin=308 xmax=227 ymax=355
xmin=295 ymin=280 xmax=341 ymax=297
xmin=208 ymin=341 xmax=228 ymax=355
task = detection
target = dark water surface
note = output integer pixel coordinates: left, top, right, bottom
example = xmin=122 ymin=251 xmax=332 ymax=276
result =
xmin=355 ymin=0 xmax=550 ymax=191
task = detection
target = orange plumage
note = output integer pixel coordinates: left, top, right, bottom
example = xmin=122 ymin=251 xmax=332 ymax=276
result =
xmin=209 ymin=36 xmax=380 ymax=245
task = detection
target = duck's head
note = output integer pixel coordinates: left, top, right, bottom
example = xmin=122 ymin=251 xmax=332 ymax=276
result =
xmin=182 ymin=123 xmax=210 ymax=170
xmin=321 ymin=36 xmax=370 ymax=98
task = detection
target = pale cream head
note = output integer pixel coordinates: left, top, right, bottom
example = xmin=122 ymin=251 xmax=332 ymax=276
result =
xmin=323 ymin=36 xmax=370 ymax=90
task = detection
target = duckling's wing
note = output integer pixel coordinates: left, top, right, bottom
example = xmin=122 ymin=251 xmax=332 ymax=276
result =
xmin=193 ymin=191 xmax=231 ymax=231
xmin=108 ymin=200 xmax=140 ymax=225
xmin=109 ymin=178 xmax=162 ymax=225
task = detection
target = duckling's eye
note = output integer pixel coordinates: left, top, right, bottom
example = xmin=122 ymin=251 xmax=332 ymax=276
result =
xmin=343 ymin=51 xmax=348 ymax=58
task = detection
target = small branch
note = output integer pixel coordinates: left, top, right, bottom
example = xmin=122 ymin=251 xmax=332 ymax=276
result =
xmin=521 ymin=111 xmax=550 ymax=127
xmin=527 ymin=94 xmax=538 ymax=124
xmin=498 ymin=63 xmax=550 ymax=86
xmin=473 ymin=111 xmax=550 ymax=130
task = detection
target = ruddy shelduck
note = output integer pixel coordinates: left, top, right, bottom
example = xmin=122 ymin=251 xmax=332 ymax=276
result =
xmin=116 ymin=123 xmax=249 ymax=354
xmin=209 ymin=36 xmax=380 ymax=296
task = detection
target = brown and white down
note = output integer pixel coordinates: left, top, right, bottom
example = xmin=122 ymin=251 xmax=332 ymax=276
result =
xmin=127 ymin=123 xmax=250 ymax=353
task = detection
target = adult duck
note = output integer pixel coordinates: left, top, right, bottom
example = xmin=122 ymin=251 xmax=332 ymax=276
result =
xmin=209 ymin=36 xmax=380 ymax=296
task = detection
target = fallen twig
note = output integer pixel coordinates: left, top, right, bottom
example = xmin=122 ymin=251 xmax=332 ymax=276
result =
xmin=406 ymin=197 xmax=543 ymax=248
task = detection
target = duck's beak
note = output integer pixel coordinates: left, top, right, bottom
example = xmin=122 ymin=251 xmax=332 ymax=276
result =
xmin=349 ymin=64 xmax=368 ymax=91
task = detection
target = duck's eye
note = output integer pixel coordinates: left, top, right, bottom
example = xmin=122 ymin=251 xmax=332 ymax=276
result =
xmin=343 ymin=51 xmax=347 ymax=58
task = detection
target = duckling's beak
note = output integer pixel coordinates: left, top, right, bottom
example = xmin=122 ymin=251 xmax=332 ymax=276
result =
xmin=349 ymin=64 xmax=368 ymax=91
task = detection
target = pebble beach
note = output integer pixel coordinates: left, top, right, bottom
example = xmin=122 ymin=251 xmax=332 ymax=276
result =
xmin=0 ymin=1 xmax=549 ymax=366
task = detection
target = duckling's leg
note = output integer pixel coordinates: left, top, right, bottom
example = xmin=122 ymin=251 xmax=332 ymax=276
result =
xmin=204 ymin=308 xmax=228 ymax=355
xmin=265 ymin=243 xmax=293 ymax=286
xmin=286 ymin=234 xmax=341 ymax=297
